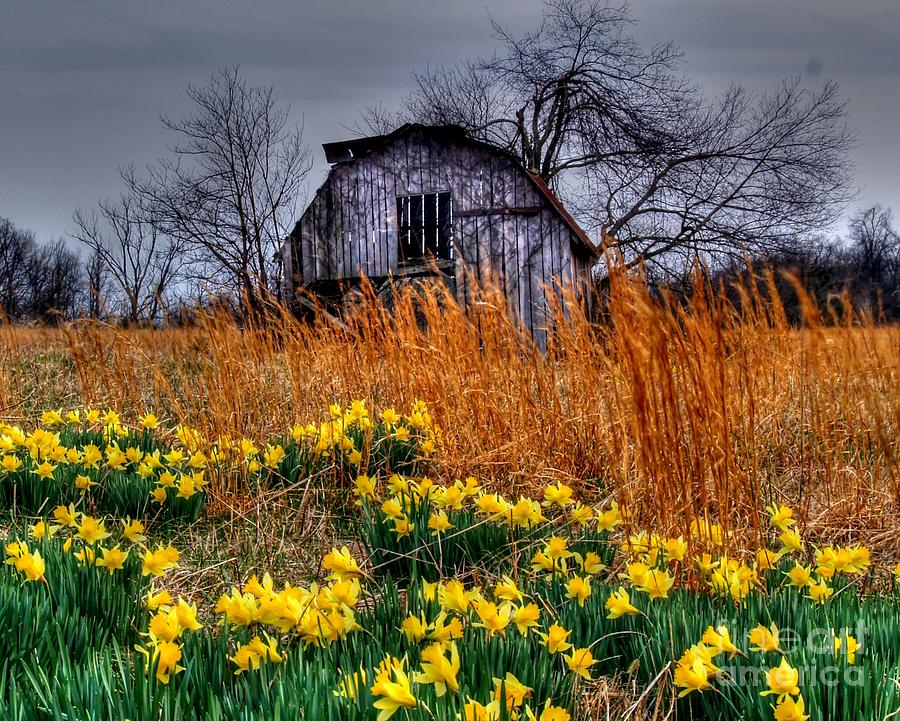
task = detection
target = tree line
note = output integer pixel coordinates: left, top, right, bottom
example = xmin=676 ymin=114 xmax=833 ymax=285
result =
xmin=4 ymin=201 xmax=897 ymax=325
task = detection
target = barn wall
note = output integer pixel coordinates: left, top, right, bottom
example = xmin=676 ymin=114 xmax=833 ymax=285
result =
xmin=290 ymin=128 xmax=589 ymax=341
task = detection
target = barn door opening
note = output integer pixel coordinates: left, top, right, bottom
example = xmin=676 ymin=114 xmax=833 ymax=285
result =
xmin=397 ymin=192 xmax=452 ymax=263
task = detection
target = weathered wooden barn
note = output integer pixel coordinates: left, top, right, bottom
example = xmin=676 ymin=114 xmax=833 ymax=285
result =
xmin=281 ymin=123 xmax=598 ymax=342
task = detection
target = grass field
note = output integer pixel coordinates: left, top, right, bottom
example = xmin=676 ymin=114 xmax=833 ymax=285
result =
xmin=0 ymin=272 xmax=898 ymax=719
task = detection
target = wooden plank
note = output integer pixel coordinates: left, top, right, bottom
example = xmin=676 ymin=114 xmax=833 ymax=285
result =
xmin=456 ymin=206 xmax=541 ymax=217
xmin=510 ymin=157 xmax=526 ymax=328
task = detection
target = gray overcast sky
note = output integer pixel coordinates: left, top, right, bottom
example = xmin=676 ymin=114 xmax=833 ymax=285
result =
xmin=1 ymin=0 xmax=898 ymax=243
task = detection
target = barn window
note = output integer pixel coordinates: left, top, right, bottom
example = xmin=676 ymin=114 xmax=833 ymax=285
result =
xmin=396 ymin=192 xmax=452 ymax=262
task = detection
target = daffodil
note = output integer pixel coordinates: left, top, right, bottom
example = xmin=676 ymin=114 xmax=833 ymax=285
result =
xmin=370 ymin=657 xmax=417 ymax=721
xmin=773 ymin=694 xmax=809 ymax=721
xmin=76 ymin=515 xmax=111 ymax=545
xmin=761 ymin=657 xmax=800 ymax=701
xmin=748 ymin=623 xmax=781 ymax=653
xmin=427 ymin=509 xmax=453 ymax=536
xmin=510 ymin=603 xmax=541 ymax=634
xmin=605 ymin=586 xmax=640 ymax=619
xmin=322 ymin=546 xmax=363 ymax=581
xmin=146 ymin=589 xmax=174 ymax=611
xmin=538 ymin=623 xmax=573 ymax=654
xmin=400 ymin=613 xmax=428 ymax=642
xmin=122 ymin=518 xmax=147 ymax=543
xmin=834 ymin=633 xmax=859 ymax=664
xmin=141 ymin=545 xmax=180 ymax=577
xmin=542 ymin=481 xmax=574 ymax=508
xmin=96 ymin=544 xmax=128 ymax=573
xmin=786 ymin=563 xmax=813 ymax=588
xmin=808 ymin=581 xmax=834 ymax=604
xmin=473 ymin=601 xmax=512 ymax=637
xmin=525 ymin=700 xmax=572 ymax=721
xmin=564 ymin=647 xmax=597 ymax=680
xmin=701 ymin=625 xmax=742 ymax=657
xmin=596 ymin=502 xmax=623 ymax=531
xmin=440 ymin=579 xmax=474 ymax=614
xmin=767 ymin=504 xmax=796 ymax=531
xmin=565 ymin=575 xmax=591 ymax=606
xmin=415 ymin=641 xmax=460 ymax=696
xmin=492 ymin=673 xmax=532 ymax=713
xmin=494 ymin=575 xmax=525 ymax=602
xmin=674 ymin=656 xmax=713 ymax=697
xmin=638 ymin=569 xmax=674 ymax=600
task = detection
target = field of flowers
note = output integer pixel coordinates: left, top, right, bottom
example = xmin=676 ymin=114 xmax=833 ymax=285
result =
xmin=3 ymin=403 xmax=900 ymax=720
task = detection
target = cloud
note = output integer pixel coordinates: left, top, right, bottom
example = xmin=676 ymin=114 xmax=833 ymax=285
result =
xmin=0 ymin=0 xmax=896 ymax=242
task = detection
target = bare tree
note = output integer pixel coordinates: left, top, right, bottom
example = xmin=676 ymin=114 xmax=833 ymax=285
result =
xmin=84 ymin=249 xmax=109 ymax=320
xmin=0 ymin=218 xmax=85 ymax=323
xmin=394 ymin=0 xmax=855 ymax=277
xmin=22 ymin=239 xmax=84 ymax=323
xmin=847 ymin=205 xmax=900 ymax=316
xmin=72 ymin=194 xmax=183 ymax=323
xmin=127 ymin=67 xmax=313 ymax=314
xmin=0 ymin=218 xmax=34 ymax=320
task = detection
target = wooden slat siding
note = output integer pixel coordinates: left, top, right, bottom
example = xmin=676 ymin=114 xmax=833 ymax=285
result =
xmin=389 ymin=135 xmax=402 ymax=275
xmin=485 ymin=153 xmax=501 ymax=298
xmin=414 ymin=132 xmax=425 ymax=257
xmin=538 ymin=205 xmax=556 ymax=348
xmin=329 ymin=172 xmax=339 ymax=280
xmin=352 ymin=167 xmax=361 ymax=276
xmin=357 ymin=161 xmax=368 ymax=278
xmin=505 ymin=155 xmax=525 ymax=329
xmin=300 ymin=204 xmax=310 ymax=284
xmin=520 ymin=167 xmax=534 ymax=335
xmin=476 ymin=153 xmax=492 ymax=286
xmin=548 ymin=206 xmax=560 ymax=291
xmin=368 ymin=162 xmax=377 ymax=278
xmin=319 ymin=177 xmax=332 ymax=280
xmin=344 ymin=169 xmax=354 ymax=279
xmin=308 ymin=200 xmax=319 ymax=283
xmin=447 ymin=141 xmax=469 ymax=309
xmin=377 ymin=137 xmax=391 ymax=278
xmin=534 ymin=186 xmax=549 ymax=344
xmin=372 ymin=146 xmax=383 ymax=278
xmin=347 ymin=163 xmax=368 ymax=278
xmin=315 ymin=189 xmax=326 ymax=281
xmin=351 ymin=172 xmax=361 ymax=278
xmin=324 ymin=176 xmax=334 ymax=280
xmin=366 ymin=152 xmax=377 ymax=278
xmin=467 ymin=147 xmax=484 ymax=285
xmin=310 ymin=195 xmax=321 ymax=283
xmin=309 ymin=197 xmax=320 ymax=281
xmin=331 ymin=176 xmax=340 ymax=280
xmin=450 ymin=143 xmax=467 ymax=294
xmin=298 ymin=202 xmax=308 ymax=284
xmin=388 ymin=136 xmax=399 ymax=275
xmin=530 ymin=218 xmax=545 ymax=351
xmin=323 ymin=183 xmax=336 ymax=279
xmin=573 ymin=250 xmax=592 ymax=312
xmin=522 ymin=171 xmax=544 ymax=343
xmin=281 ymin=235 xmax=293 ymax=295
xmin=342 ymin=169 xmax=354 ymax=280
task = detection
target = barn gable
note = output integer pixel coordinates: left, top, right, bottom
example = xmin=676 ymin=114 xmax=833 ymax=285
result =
xmin=282 ymin=124 xmax=597 ymax=342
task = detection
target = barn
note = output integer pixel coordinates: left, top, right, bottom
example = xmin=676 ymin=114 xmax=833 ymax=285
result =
xmin=280 ymin=123 xmax=599 ymax=343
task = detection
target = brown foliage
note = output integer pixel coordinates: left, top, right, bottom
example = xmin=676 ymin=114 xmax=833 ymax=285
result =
xmin=0 ymin=268 xmax=897 ymax=547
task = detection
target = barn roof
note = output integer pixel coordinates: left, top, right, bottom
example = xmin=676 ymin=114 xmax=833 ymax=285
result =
xmin=321 ymin=123 xmax=599 ymax=258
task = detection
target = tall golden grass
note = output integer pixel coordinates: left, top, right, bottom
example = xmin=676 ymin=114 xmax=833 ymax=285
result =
xmin=0 ymin=267 xmax=897 ymax=547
